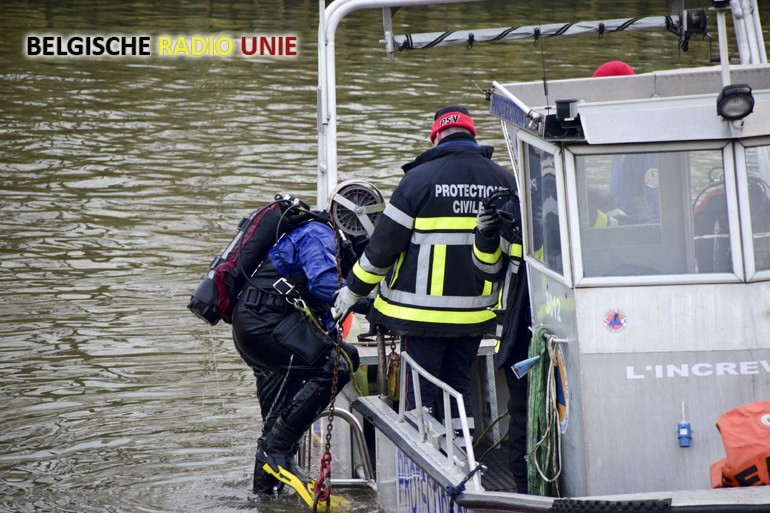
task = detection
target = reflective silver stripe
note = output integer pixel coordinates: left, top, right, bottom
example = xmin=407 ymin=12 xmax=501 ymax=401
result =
xmin=472 ymin=251 xmax=502 ymax=274
xmin=384 ymin=202 xmax=414 ymax=229
xmin=543 ymin=196 xmax=559 ymax=215
xmin=499 ymin=265 xmax=514 ymax=310
xmin=501 ymin=238 xmax=511 ymax=255
xmin=358 ymin=252 xmax=392 ymax=276
xmin=412 ymin=231 xmax=474 ymax=245
xmin=380 ymin=280 xmax=499 ymax=308
xmin=415 ymin=244 xmax=431 ymax=295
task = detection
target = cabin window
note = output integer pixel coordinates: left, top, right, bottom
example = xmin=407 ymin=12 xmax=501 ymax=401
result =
xmin=744 ymin=146 xmax=770 ymax=272
xmin=575 ymin=149 xmax=730 ymax=277
xmin=524 ymin=143 xmax=563 ymax=274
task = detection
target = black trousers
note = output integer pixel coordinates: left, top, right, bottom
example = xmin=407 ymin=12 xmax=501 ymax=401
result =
xmin=231 ymin=299 xmax=352 ymax=438
xmin=504 ymin=365 xmax=528 ymax=482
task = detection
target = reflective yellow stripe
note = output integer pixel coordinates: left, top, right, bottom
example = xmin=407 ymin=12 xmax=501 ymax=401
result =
xmin=374 ymin=296 xmax=497 ymax=324
xmin=414 ymin=216 xmax=476 ymax=231
xmin=390 ymin=252 xmax=404 ymax=287
xmin=473 ymin=243 xmax=502 ymax=264
xmin=594 ymin=210 xmax=609 ymax=228
xmin=510 ymin=243 xmax=523 ymax=258
xmin=430 ymin=245 xmax=446 ymax=295
xmin=482 ymin=280 xmax=493 ymax=295
xmin=352 ymin=261 xmax=382 ymax=285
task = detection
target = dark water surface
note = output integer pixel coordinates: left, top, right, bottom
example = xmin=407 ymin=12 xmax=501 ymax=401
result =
xmin=1 ymin=1 xmax=767 ymax=512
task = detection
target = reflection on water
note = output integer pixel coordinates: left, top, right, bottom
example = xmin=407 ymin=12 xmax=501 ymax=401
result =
xmin=1 ymin=1 xmax=767 ymax=512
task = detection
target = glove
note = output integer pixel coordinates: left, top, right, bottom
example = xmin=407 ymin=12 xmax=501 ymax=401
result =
xmin=331 ymin=286 xmax=362 ymax=321
xmin=351 ymin=295 xmax=373 ymax=315
xmin=476 ymin=205 xmax=501 ymax=237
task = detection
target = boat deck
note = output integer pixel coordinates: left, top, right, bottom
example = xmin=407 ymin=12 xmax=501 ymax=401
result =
xmin=474 ymin=438 xmax=516 ymax=493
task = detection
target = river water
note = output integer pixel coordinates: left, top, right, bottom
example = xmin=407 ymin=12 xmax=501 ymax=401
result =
xmin=1 ymin=1 xmax=767 ymax=512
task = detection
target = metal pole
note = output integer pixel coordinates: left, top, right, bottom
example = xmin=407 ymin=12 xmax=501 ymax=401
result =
xmin=716 ymin=7 xmax=731 ymax=87
xmin=376 ymin=330 xmax=387 ymax=397
xmin=317 ymin=0 xmax=485 ymax=208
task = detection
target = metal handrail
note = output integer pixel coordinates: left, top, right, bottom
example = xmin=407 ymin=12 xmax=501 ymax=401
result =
xmin=397 ymin=351 xmax=482 ymax=490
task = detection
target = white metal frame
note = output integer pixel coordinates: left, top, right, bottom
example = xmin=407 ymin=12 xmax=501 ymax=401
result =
xmin=514 ymin=130 xmax=573 ymax=288
xmin=735 ymin=137 xmax=770 ymax=281
xmin=316 ymin=0 xmax=484 ymax=208
xmin=564 ymin=140 xmax=748 ymax=287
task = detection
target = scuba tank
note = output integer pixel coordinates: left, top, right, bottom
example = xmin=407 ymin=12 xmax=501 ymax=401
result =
xmin=187 ymin=193 xmax=307 ymax=326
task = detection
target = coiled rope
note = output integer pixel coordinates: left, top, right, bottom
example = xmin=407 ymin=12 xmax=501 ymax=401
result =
xmin=526 ymin=326 xmax=562 ymax=497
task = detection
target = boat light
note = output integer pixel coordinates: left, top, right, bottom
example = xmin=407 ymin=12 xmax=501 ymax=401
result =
xmin=716 ymin=84 xmax=754 ymax=120
xmin=555 ymin=99 xmax=578 ymax=121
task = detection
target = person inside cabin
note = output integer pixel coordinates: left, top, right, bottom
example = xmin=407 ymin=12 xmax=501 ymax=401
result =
xmin=229 ymin=203 xmax=364 ymax=503
xmin=332 ymin=105 xmax=518 ymax=436
xmin=529 ymin=148 xmax=564 ymax=270
xmin=472 ymin=190 xmax=532 ymax=494
xmin=592 ymin=61 xmax=661 ymax=226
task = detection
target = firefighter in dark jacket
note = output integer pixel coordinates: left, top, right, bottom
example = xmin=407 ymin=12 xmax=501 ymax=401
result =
xmin=231 ymin=215 xmax=360 ymax=504
xmin=473 ymin=193 xmax=531 ymax=494
xmin=333 ymin=105 xmax=518 ymax=430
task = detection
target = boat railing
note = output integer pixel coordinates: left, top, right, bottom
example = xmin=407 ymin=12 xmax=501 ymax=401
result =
xmin=318 ymin=0 xmax=767 ymax=208
xmin=384 ymin=16 xmax=676 ymax=51
xmin=397 ymin=350 xmax=482 ymax=490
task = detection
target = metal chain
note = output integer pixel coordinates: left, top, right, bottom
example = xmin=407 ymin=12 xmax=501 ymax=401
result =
xmin=311 ymin=228 xmax=347 ymax=511
xmin=386 ymin=335 xmax=400 ymax=401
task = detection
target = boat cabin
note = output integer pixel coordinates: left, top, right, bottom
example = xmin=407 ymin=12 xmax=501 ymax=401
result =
xmin=489 ymin=63 xmax=770 ymax=495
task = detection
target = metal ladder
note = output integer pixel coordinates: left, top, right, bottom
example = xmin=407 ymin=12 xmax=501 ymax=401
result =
xmin=299 ymin=407 xmax=376 ymax=491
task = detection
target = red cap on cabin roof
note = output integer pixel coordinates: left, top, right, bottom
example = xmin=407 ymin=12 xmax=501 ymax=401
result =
xmin=593 ymin=60 xmax=635 ymax=77
xmin=430 ymin=105 xmax=476 ymax=143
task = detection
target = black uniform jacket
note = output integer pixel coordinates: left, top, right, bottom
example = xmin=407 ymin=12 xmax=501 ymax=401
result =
xmin=346 ymin=133 xmax=518 ymax=337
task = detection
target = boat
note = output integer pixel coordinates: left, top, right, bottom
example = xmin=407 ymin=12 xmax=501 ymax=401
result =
xmin=301 ymin=1 xmax=770 ymax=512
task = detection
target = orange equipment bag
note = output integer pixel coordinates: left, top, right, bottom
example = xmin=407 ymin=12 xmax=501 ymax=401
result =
xmin=710 ymin=401 xmax=770 ymax=488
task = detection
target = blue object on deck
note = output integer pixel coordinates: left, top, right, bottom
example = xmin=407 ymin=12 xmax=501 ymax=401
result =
xmin=678 ymin=421 xmax=692 ymax=447
xmin=512 ymin=355 xmax=541 ymax=379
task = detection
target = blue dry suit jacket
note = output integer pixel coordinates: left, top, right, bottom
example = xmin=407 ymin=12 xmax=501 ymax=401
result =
xmin=268 ymin=221 xmax=341 ymax=332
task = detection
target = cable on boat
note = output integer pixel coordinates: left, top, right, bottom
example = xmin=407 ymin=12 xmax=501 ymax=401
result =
xmin=445 ymin=462 xmax=486 ymax=513
xmin=472 ymin=409 xmax=511 ymax=462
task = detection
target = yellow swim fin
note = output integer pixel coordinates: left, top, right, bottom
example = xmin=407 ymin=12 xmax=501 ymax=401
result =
xmin=261 ymin=462 xmax=350 ymax=510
